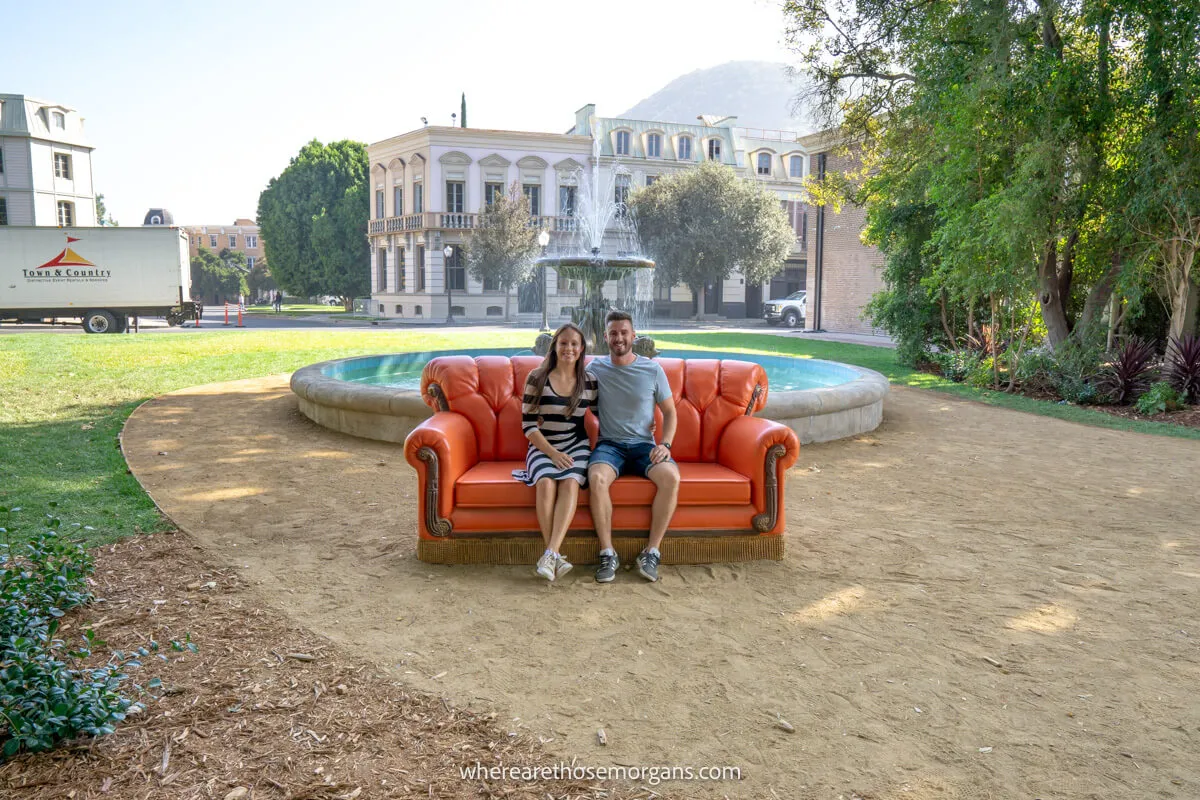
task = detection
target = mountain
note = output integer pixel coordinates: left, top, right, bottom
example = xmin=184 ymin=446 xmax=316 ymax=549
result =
xmin=619 ymin=61 xmax=815 ymax=134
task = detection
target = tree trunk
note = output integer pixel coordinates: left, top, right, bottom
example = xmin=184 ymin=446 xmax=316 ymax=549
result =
xmin=1077 ymin=251 xmax=1123 ymax=337
xmin=1168 ymin=271 xmax=1198 ymax=344
xmin=694 ymin=285 xmax=706 ymax=319
xmin=1038 ymin=239 xmax=1072 ymax=350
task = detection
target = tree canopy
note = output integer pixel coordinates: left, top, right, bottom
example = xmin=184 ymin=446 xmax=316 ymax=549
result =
xmin=256 ymin=140 xmax=370 ymax=308
xmin=190 ymin=247 xmax=247 ymax=304
xmin=463 ymin=184 xmax=540 ymax=318
xmin=787 ymin=0 xmax=1200 ymax=365
xmin=629 ymin=160 xmax=795 ymax=310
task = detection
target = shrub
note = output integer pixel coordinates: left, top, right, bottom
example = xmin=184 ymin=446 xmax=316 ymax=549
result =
xmin=0 ymin=511 xmax=145 ymax=759
xmin=1097 ymin=337 xmax=1159 ymax=405
xmin=1047 ymin=336 xmax=1106 ymax=404
xmin=1135 ymin=382 xmax=1183 ymax=416
xmin=1166 ymin=334 xmax=1200 ymax=404
xmin=1012 ymin=346 xmax=1057 ymax=393
xmin=967 ymin=356 xmax=997 ymax=388
xmin=932 ymin=349 xmax=982 ymax=383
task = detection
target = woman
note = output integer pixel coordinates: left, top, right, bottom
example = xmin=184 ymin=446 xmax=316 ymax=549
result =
xmin=513 ymin=323 xmax=597 ymax=581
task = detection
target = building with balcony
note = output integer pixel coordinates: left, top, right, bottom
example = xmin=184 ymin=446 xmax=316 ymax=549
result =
xmin=366 ymin=106 xmax=884 ymax=333
xmin=0 ymin=94 xmax=97 ymax=227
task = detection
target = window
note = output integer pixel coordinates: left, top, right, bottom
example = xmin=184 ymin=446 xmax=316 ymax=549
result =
xmin=56 ymin=201 xmax=73 ymax=226
xmin=229 ymin=235 xmax=237 ymax=248
xmin=559 ymin=185 xmax=576 ymax=216
xmin=707 ymin=139 xmax=721 ymax=160
xmin=397 ymin=247 xmax=405 ymax=291
xmin=790 ymin=155 xmax=803 ymax=178
xmin=376 ymin=189 xmax=385 ymax=218
xmin=0 ymin=147 xmax=5 ymax=173
xmin=484 ymin=277 xmax=501 ymax=291
xmin=210 ymin=235 xmax=218 ymax=248
xmin=646 ymin=133 xmax=661 ymax=158
xmin=523 ymin=184 xmax=540 ymax=216
xmin=415 ymin=304 xmax=424 ymax=316
xmin=0 ymin=198 xmax=7 ymax=226
xmin=485 ymin=182 xmax=504 ymax=207
xmin=413 ymin=182 xmax=424 ymax=213
xmin=645 ymin=175 xmax=657 ymax=187
xmin=446 ymin=246 xmax=465 ymax=290
xmin=396 ymin=305 xmax=403 ymax=314
xmin=246 ymin=234 xmax=257 ymax=248
xmin=415 ymin=246 xmax=425 ymax=291
xmin=54 ymin=153 xmax=72 ymax=179
xmin=614 ymin=174 xmax=630 ymax=217
xmin=486 ymin=306 xmax=503 ymax=316
xmin=52 ymin=111 xmax=65 ymax=129
xmin=247 ymin=256 xmax=256 ymax=270
xmin=655 ymin=283 xmax=672 ymax=301
xmin=393 ymin=186 xmax=403 ymax=216
xmin=678 ymin=136 xmax=692 ymax=160
xmin=446 ymin=181 xmax=464 ymax=213
xmin=615 ymin=130 xmax=631 ymax=156
xmin=377 ymin=247 xmax=388 ymax=292
xmin=757 ymin=153 xmax=772 ymax=176
xmin=450 ymin=306 xmax=465 ymax=317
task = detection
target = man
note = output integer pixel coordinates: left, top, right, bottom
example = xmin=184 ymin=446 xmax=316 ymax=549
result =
xmin=587 ymin=311 xmax=680 ymax=583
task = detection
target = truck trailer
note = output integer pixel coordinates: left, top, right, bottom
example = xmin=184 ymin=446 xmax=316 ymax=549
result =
xmin=0 ymin=226 xmax=198 ymax=333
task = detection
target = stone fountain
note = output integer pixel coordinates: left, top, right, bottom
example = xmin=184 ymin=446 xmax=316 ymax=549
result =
xmin=533 ymin=130 xmax=657 ymax=357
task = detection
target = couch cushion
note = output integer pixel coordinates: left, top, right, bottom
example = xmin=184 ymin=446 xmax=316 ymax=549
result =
xmin=455 ymin=461 xmax=751 ymax=508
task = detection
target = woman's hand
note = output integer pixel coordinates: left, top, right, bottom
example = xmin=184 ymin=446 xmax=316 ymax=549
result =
xmin=550 ymin=449 xmax=575 ymax=470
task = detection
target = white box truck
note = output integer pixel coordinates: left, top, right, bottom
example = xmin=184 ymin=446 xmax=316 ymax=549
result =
xmin=0 ymin=226 xmax=199 ymax=333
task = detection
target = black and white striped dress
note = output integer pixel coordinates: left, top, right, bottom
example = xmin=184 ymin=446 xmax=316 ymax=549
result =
xmin=512 ymin=371 xmax=598 ymax=487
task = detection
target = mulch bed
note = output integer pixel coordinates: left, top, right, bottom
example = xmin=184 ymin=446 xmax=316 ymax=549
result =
xmin=1088 ymin=403 xmax=1200 ymax=430
xmin=0 ymin=532 xmax=663 ymax=800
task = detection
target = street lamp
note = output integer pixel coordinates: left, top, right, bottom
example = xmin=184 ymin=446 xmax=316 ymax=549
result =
xmin=443 ymin=244 xmax=455 ymax=324
xmin=537 ymin=229 xmax=550 ymax=331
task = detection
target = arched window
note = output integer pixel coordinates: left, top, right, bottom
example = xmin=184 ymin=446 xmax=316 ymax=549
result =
xmin=646 ymin=133 xmax=662 ymax=158
xmin=790 ymin=155 xmax=804 ymax=178
xmin=677 ymin=136 xmax=692 ymax=160
xmin=615 ymin=130 xmax=631 ymax=156
xmin=757 ymin=153 xmax=772 ymax=175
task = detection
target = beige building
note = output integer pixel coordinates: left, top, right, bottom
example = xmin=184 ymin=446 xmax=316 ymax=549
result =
xmin=183 ymin=218 xmax=264 ymax=272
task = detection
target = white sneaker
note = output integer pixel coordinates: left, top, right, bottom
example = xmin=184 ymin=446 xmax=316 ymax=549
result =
xmin=535 ymin=551 xmax=557 ymax=581
xmin=554 ymin=554 xmax=573 ymax=579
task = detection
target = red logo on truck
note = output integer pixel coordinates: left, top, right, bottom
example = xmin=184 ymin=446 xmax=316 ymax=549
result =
xmin=36 ymin=235 xmax=96 ymax=269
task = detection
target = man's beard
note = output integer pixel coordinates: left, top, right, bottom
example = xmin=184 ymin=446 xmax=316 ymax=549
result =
xmin=609 ymin=340 xmax=630 ymax=355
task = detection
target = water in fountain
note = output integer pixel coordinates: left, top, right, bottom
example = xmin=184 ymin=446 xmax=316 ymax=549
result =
xmin=537 ymin=130 xmax=656 ymax=355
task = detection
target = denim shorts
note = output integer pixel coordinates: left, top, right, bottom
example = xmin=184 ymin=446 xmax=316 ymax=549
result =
xmin=589 ymin=439 xmax=672 ymax=478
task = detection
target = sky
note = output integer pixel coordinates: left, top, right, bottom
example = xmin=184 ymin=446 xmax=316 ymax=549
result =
xmin=7 ymin=0 xmax=799 ymax=227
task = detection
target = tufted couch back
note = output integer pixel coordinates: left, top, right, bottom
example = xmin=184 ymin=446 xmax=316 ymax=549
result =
xmin=420 ymin=355 xmax=769 ymax=463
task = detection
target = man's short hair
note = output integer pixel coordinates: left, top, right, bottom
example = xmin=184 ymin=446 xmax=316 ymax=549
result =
xmin=605 ymin=310 xmax=633 ymax=327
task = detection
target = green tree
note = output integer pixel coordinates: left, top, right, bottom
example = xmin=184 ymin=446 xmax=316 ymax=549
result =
xmin=190 ymin=247 xmax=247 ymax=304
xmin=785 ymin=0 xmax=1200 ymax=362
xmin=94 ymin=193 xmax=117 ymax=226
xmin=463 ymin=183 xmax=540 ymax=319
xmin=256 ymin=140 xmax=369 ymax=309
xmin=247 ymin=258 xmax=276 ymax=301
xmin=629 ymin=160 xmax=794 ymax=315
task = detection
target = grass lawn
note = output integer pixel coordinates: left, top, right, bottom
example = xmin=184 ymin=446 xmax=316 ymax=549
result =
xmin=245 ymin=304 xmax=350 ymax=315
xmin=2 ymin=328 xmax=1195 ymax=548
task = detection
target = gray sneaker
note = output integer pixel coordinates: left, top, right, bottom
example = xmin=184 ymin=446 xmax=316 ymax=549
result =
xmin=554 ymin=554 xmax=573 ymax=579
xmin=595 ymin=552 xmax=619 ymax=583
xmin=635 ymin=550 xmax=660 ymax=582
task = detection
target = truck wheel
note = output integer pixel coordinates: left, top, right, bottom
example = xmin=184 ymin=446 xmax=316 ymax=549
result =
xmin=82 ymin=310 xmax=118 ymax=334
xmin=783 ymin=309 xmax=800 ymax=328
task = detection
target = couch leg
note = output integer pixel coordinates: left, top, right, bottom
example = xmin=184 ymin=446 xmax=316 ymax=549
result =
xmin=752 ymin=444 xmax=787 ymax=533
xmin=415 ymin=447 xmax=453 ymax=537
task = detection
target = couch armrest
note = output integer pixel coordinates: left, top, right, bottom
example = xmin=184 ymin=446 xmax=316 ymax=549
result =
xmin=716 ymin=416 xmax=799 ymax=535
xmin=404 ymin=412 xmax=480 ymax=538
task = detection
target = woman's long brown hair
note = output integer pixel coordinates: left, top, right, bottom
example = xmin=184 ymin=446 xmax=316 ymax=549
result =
xmin=527 ymin=323 xmax=588 ymax=416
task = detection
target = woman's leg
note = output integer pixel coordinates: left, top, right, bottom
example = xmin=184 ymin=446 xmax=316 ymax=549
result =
xmin=548 ymin=478 xmax=580 ymax=555
xmin=535 ymin=477 xmax=557 ymax=548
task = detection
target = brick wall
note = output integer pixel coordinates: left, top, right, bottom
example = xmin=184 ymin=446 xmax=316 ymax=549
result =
xmin=805 ymin=150 xmax=887 ymax=335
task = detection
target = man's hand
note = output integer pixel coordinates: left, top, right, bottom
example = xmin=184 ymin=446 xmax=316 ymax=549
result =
xmin=650 ymin=444 xmax=671 ymax=464
xmin=550 ymin=449 xmax=575 ymax=470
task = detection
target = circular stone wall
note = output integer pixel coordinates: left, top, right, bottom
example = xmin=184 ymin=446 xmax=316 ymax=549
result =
xmin=290 ymin=354 xmax=888 ymax=446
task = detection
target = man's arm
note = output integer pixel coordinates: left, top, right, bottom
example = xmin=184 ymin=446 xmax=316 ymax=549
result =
xmin=651 ymin=397 xmax=677 ymax=464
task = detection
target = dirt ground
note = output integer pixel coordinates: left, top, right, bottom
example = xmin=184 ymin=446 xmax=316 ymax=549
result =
xmin=113 ymin=376 xmax=1200 ymax=799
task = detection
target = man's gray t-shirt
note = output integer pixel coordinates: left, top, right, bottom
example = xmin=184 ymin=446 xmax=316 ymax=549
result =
xmin=589 ymin=355 xmax=672 ymax=444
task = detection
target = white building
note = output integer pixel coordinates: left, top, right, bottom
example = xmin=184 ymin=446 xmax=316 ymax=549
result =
xmin=365 ymin=106 xmax=811 ymax=322
xmin=0 ymin=94 xmax=97 ymax=228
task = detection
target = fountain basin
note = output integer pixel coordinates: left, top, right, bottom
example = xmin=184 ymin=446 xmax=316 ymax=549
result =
xmin=290 ymin=349 xmax=888 ymax=445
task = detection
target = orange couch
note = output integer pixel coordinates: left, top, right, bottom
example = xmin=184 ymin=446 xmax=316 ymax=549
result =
xmin=403 ymin=355 xmax=799 ymax=565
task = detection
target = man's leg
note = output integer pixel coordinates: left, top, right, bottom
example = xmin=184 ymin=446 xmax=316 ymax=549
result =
xmin=645 ymin=462 xmax=680 ymax=549
xmin=587 ymin=463 xmax=617 ymax=553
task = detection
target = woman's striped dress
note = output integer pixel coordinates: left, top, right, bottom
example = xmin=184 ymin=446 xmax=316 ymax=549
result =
xmin=512 ymin=371 xmax=598 ymax=487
